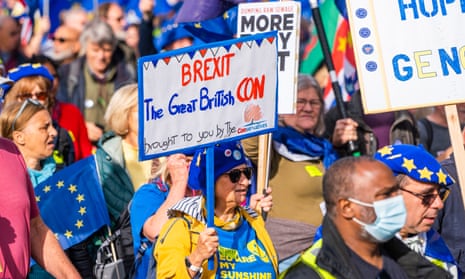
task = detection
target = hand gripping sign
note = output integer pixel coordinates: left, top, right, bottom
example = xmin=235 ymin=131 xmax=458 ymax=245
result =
xmin=138 ymin=31 xmax=279 ymax=271
xmin=138 ymin=31 xmax=279 ymax=160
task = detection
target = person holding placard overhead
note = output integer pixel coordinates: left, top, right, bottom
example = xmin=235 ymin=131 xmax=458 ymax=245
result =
xmin=154 ymin=141 xmax=277 ymax=278
xmin=242 ymin=74 xmax=339 ymax=272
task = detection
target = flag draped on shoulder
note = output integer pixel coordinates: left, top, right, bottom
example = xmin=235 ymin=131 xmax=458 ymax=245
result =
xmin=34 ymin=155 xmax=110 ymax=250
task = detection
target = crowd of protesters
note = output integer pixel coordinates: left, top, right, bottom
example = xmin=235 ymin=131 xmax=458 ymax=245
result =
xmin=1 ymin=0 xmax=465 ymax=278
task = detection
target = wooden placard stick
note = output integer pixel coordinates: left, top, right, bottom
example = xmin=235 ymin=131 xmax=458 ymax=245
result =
xmin=445 ymin=104 xmax=465 ymax=209
xmin=257 ymin=133 xmax=271 ymax=219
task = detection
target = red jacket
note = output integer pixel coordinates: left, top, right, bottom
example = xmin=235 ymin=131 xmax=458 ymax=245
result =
xmin=53 ymin=101 xmax=93 ymax=160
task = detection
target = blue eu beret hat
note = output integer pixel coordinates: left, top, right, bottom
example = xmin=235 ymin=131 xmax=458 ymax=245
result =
xmin=188 ymin=141 xmax=249 ymax=193
xmin=374 ymin=144 xmax=454 ymax=187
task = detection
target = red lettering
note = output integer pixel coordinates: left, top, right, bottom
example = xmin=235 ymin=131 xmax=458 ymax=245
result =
xmin=193 ymin=60 xmax=203 ymax=83
xmin=204 ymin=57 xmax=214 ymax=81
xmin=213 ymin=57 xmax=221 ymax=77
xmin=236 ymin=75 xmax=266 ymax=102
xmin=223 ymin=53 xmax=235 ymax=76
xmin=181 ymin=64 xmax=191 ymax=86
xmin=180 ymin=53 xmax=236 ymax=85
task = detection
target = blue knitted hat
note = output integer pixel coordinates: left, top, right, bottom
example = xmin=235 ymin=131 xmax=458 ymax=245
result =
xmin=188 ymin=141 xmax=248 ymax=193
xmin=374 ymin=144 xmax=454 ymax=187
xmin=8 ymin=63 xmax=54 ymax=83
xmin=3 ymin=63 xmax=54 ymax=94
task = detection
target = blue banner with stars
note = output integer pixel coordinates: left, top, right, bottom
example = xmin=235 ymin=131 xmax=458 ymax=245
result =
xmin=34 ymin=155 xmax=110 ymax=250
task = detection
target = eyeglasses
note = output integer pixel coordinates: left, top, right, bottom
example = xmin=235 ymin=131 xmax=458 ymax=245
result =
xmin=224 ymin=167 xmax=253 ymax=183
xmin=11 ymin=98 xmax=43 ymax=131
xmin=400 ymin=186 xmax=450 ymax=206
xmin=107 ymin=16 xmax=124 ymax=22
xmin=18 ymin=91 xmax=48 ymax=102
xmin=51 ymin=36 xmax=73 ymax=43
xmin=296 ymin=99 xmax=322 ymax=108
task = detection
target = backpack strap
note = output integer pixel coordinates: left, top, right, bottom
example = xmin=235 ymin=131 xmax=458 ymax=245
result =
xmin=67 ymin=60 xmax=80 ymax=100
xmin=140 ymin=216 xmax=192 ymax=279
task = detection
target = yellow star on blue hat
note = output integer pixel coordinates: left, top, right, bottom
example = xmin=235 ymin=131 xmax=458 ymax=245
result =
xmin=374 ymin=144 xmax=454 ymax=187
xmin=437 ymin=169 xmax=448 ymax=185
xmin=401 ymin=157 xmax=416 ymax=172
xmin=377 ymin=145 xmax=394 ymax=156
xmin=417 ymin=166 xmax=433 ymax=181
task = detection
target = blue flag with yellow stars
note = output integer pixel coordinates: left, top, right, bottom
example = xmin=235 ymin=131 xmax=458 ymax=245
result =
xmin=34 ymin=155 xmax=110 ymax=250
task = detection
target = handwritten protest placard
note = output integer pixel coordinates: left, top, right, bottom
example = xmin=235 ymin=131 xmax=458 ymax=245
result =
xmin=237 ymin=1 xmax=300 ymax=114
xmin=347 ymin=0 xmax=465 ymax=113
xmin=138 ymin=32 xmax=279 ymax=160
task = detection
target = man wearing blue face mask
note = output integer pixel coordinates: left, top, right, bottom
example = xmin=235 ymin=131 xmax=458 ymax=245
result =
xmin=280 ymin=156 xmax=452 ymax=278
xmin=375 ymin=144 xmax=460 ymax=278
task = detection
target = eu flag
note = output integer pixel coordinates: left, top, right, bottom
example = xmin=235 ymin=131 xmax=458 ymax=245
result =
xmin=175 ymin=0 xmax=247 ymax=23
xmin=178 ymin=6 xmax=238 ymax=44
xmin=34 ymin=155 xmax=110 ymax=250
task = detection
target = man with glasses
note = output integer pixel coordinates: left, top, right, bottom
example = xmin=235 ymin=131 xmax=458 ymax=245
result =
xmin=98 ymin=2 xmax=137 ymax=74
xmin=375 ymin=144 xmax=460 ymax=277
xmin=435 ymin=127 xmax=465 ymax=273
xmin=46 ymin=25 xmax=80 ymax=65
xmin=281 ymin=156 xmax=450 ymax=278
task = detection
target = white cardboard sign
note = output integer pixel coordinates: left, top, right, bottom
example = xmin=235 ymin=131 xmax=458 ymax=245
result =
xmin=347 ymin=0 xmax=465 ymax=113
xmin=138 ymin=32 xmax=279 ymax=160
xmin=237 ymin=1 xmax=301 ymax=114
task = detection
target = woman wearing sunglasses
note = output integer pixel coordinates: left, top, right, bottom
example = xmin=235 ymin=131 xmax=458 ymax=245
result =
xmin=155 ymin=141 xmax=277 ymax=278
xmin=3 ymin=63 xmax=76 ymax=171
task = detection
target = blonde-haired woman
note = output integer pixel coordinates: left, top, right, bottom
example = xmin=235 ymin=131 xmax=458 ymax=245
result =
xmin=129 ymin=152 xmax=197 ymax=279
xmin=95 ymin=83 xmax=156 ymax=222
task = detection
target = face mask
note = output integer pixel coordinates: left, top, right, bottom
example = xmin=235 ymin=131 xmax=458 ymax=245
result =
xmin=348 ymin=195 xmax=406 ymax=242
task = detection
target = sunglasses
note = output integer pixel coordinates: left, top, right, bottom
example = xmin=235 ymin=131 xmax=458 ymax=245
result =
xmin=51 ymin=36 xmax=73 ymax=43
xmin=18 ymin=91 xmax=48 ymax=102
xmin=224 ymin=167 xmax=253 ymax=183
xmin=11 ymin=98 xmax=43 ymax=131
xmin=400 ymin=186 xmax=450 ymax=206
